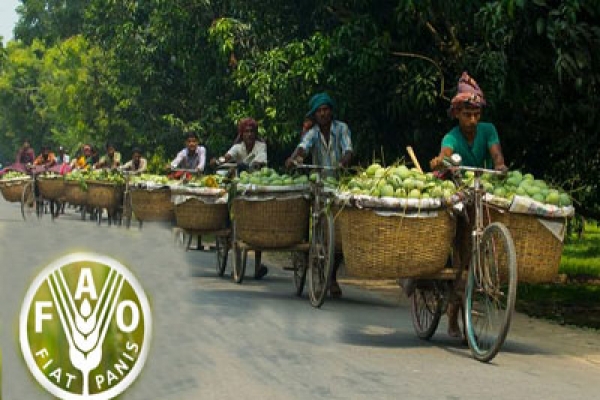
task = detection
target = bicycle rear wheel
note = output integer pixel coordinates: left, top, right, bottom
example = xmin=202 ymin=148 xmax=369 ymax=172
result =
xmin=231 ymin=243 xmax=246 ymax=284
xmin=410 ymin=282 xmax=443 ymax=340
xmin=307 ymin=209 xmax=334 ymax=308
xmin=21 ymin=181 xmax=36 ymax=221
xmin=465 ymin=222 xmax=517 ymax=362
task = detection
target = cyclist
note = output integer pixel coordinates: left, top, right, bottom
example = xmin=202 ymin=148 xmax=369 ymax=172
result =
xmin=210 ymin=118 xmax=269 ymax=279
xmin=416 ymin=71 xmax=508 ymax=338
xmin=168 ymin=131 xmax=206 ymax=179
xmin=121 ymin=147 xmax=147 ymax=174
xmin=33 ymin=145 xmax=57 ymax=169
xmin=70 ymin=144 xmax=94 ymax=171
xmin=285 ymin=92 xmax=353 ymax=298
xmin=210 ymin=117 xmax=267 ymax=173
xmin=95 ymin=142 xmax=122 ymax=169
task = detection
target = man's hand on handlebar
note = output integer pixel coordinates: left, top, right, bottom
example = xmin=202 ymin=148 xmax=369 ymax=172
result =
xmin=495 ymin=164 xmax=508 ymax=174
xmin=285 ymin=156 xmax=303 ymax=169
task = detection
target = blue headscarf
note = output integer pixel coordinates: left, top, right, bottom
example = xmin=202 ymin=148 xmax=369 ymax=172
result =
xmin=306 ymin=92 xmax=336 ymax=117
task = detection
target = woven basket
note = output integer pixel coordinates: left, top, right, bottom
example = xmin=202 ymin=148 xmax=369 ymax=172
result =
xmin=175 ymin=198 xmax=229 ymax=231
xmin=131 ymin=188 xmax=174 ymax=222
xmin=339 ymin=207 xmax=456 ymax=279
xmin=233 ymin=197 xmax=309 ymax=249
xmin=38 ymin=178 xmax=65 ymax=200
xmin=0 ymin=179 xmax=30 ymax=203
xmin=86 ymin=181 xmax=123 ymax=210
xmin=64 ymin=181 xmax=88 ymax=205
xmin=486 ymin=208 xmax=566 ymax=284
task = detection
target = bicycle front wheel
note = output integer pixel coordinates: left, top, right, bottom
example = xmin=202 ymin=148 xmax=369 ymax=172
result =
xmin=307 ymin=209 xmax=334 ymax=308
xmin=292 ymin=251 xmax=308 ymax=297
xmin=122 ymin=191 xmax=132 ymax=228
xmin=465 ymin=222 xmax=517 ymax=362
xmin=21 ymin=181 xmax=36 ymax=221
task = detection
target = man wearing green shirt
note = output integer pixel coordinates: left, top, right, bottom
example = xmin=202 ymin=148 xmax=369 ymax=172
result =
xmin=430 ymin=72 xmax=507 ymax=171
xmin=427 ymin=72 xmax=507 ymax=338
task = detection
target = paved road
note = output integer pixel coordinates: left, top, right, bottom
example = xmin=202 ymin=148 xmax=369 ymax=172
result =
xmin=0 ymin=200 xmax=599 ymax=399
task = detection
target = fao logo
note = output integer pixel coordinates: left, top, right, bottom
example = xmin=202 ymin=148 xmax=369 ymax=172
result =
xmin=19 ymin=253 xmax=152 ymax=400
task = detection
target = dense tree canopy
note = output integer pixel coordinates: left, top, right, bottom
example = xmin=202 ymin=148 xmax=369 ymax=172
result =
xmin=1 ymin=0 xmax=599 ymax=216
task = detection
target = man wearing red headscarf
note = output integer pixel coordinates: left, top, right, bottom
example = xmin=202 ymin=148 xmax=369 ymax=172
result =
xmin=418 ymin=72 xmax=508 ymax=338
xmin=211 ymin=118 xmax=267 ymax=172
xmin=430 ymin=72 xmax=507 ymax=171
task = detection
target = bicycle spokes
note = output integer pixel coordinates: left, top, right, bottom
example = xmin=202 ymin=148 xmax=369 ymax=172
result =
xmin=465 ymin=223 xmax=517 ymax=362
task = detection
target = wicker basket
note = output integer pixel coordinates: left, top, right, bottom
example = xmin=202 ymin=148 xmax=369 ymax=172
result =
xmin=175 ymin=198 xmax=229 ymax=231
xmin=86 ymin=181 xmax=123 ymax=210
xmin=487 ymin=208 xmax=566 ymax=283
xmin=131 ymin=188 xmax=174 ymax=222
xmin=0 ymin=179 xmax=30 ymax=203
xmin=339 ymin=207 xmax=456 ymax=279
xmin=38 ymin=178 xmax=65 ymax=200
xmin=233 ymin=197 xmax=309 ymax=249
xmin=64 ymin=181 xmax=88 ymax=205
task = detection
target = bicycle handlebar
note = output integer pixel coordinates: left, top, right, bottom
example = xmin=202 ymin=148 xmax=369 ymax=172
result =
xmin=291 ymin=161 xmax=338 ymax=171
xmin=169 ymin=168 xmax=202 ymax=173
xmin=214 ymin=162 xmax=239 ymax=170
xmin=457 ymin=165 xmax=507 ymax=176
xmin=442 ymin=154 xmax=507 ymax=177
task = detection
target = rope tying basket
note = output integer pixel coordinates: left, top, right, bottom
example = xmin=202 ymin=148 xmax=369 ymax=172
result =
xmin=86 ymin=181 xmax=123 ymax=210
xmin=131 ymin=188 xmax=174 ymax=222
xmin=486 ymin=208 xmax=566 ymax=283
xmin=339 ymin=207 xmax=456 ymax=279
xmin=0 ymin=179 xmax=30 ymax=203
xmin=175 ymin=197 xmax=229 ymax=231
xmin=38 ymin=178 xmax=65 ymax=200
xmin=64 ymin=181 xmax=88 ymax=205
xmin=233 ymin=196 xmax=309 ymax=249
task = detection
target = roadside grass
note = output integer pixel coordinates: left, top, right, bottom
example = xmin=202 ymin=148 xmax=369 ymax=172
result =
xmin=559 ymin=222 xmax=600 ymax=277
xmin=516 ymin=221 xmax=600 ymax=329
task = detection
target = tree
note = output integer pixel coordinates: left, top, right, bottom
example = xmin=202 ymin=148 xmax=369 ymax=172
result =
xmin=14 ymin=0 xmax=87 ymax=45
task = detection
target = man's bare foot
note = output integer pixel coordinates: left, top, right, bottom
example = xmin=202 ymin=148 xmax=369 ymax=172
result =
xmin=448 ymin=325 xmax=462 ymax=338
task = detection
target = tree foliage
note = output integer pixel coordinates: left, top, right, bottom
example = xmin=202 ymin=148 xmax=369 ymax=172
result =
xmin=1 ymin=0 xmax=598 ymax=216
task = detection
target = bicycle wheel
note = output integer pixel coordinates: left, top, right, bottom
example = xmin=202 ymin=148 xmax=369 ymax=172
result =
xmin=173 ymin=229 xmax=187 ymax=249
xmin=231 ymin=243 xmax=246 ymax=284
xmin=465 ymin=222 xmax=517 ymax=362
xmin=410 ymin=282 xmax=443 ymax=340
xmin=292 ymin=251 xmax=308 ymax=297
xmin=307 ymin=208 xmax=335 ymax=308
xmin=215 ymin=235 xmax=229 ymax=277
xmin=21 ymin=181 xmax=36 ymax=221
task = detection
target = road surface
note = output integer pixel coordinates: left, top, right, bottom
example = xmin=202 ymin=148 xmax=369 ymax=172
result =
xmin=0 ymin=200 xmax=598 ymax=399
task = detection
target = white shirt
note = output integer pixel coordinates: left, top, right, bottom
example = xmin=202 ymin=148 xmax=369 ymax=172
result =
xmin=226 ymin=141 xmax=267 ymax=165
xmin=170 ymin=146 xmax=206 ymax=171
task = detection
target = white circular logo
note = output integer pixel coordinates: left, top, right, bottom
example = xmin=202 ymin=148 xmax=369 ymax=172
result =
xmin=19 ymin=253 xmax=152 ymax=400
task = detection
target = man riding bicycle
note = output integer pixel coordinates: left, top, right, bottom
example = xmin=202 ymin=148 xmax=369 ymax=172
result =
xmin=407 ymin=72 xmax=509 ymax=338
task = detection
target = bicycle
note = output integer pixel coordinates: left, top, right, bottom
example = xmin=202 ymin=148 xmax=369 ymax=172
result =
xmin=290 ymin=162 xmax=337 ymax=308
xmin=21 ymin=165 xmax=61 ymax=221
xmin=410 ymin=154 xmax=517 ymax=362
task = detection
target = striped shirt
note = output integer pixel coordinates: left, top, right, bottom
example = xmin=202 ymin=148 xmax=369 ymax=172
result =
xmin=298 ymin=120 xmax=352 ymax=168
